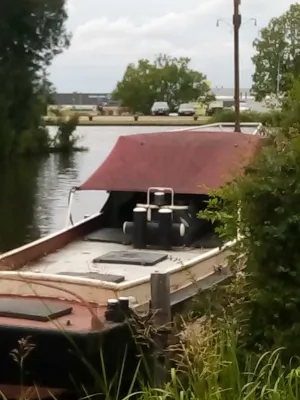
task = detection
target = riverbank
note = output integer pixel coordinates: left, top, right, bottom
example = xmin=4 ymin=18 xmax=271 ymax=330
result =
xmin=135 ymin=318 xmax=300 ymax=400
xmin=44 ymin=115 xmax=210 ymax=126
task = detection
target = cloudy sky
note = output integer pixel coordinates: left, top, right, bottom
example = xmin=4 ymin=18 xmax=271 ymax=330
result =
xmin=49 ymin=0 xmax=295 ymax=92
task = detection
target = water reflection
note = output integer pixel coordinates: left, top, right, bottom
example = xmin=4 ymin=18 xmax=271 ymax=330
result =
xmin=0 ymin=126 xmax=184 ymax=252
xmin=34 ymin=153 xmax=80 ymax=240
xmin=0 ymin=158 xmax=42 ymax=251
xmin=57 ymin=152 xmax=76 ymax=173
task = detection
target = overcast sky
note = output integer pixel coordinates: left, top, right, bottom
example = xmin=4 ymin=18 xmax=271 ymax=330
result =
xmin=49 ymin=0 xmax=295 ymax=92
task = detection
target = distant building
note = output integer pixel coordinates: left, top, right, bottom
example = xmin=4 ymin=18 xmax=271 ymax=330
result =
xmin=211 ymin=87 xmax=254 ymax=100
xmin=53 ymin=92 xmax=119 ymax=106
xmin=53 ymin=87 xmax=267 ymax=112
xmin=211 ymin=87 xmax=268 ymax=112
xmin=53 ymin=89 xmax=254 ymax=106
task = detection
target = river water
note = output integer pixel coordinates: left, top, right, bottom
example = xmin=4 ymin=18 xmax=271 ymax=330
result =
xmin=0 ymin=126 xmax=185 ymax=252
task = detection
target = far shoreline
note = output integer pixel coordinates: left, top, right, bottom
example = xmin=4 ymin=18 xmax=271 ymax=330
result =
xmin=44 ymin=115 xmax=211 ymax=127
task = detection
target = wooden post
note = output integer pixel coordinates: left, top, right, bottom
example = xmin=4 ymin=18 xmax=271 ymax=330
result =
xmin=150 ymin=272 xmax=171 ymax=387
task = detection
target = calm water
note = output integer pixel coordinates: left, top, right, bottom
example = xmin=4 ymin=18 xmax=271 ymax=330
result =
xmin=0 ymin=126 xmax=184 ymax=252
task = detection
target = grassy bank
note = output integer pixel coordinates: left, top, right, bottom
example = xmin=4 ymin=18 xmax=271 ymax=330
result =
xmin=44 ymin=115 xmax=211 ymax=126
xmin=44 ymin=109 xmax=283 ymax=127
xmin=70 ymin=316 xmax=299 ymax=400
xmin=3 ymin=311 xmax=299 ymax=400
xmin=134 ymin=319 xmax=300 ymax=400
xmin=2 ymin=297 xmax=299 ymax=400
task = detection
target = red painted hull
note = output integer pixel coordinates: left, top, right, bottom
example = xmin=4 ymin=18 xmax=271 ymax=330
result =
xmin=0 ymin=385 xmax=66 ymax=400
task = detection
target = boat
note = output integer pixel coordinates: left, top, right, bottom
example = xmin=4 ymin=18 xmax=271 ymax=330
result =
xmin=0 ymin=123 xmax=265 ymax=398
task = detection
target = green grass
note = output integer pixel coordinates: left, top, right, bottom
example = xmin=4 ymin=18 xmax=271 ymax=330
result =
xmin=61 ymin=316 xmax=300 ymax=400
xmin=1 ymin=316 xmax=300 ymax=400
xmin=133 ymin=318 xmax=300 ymax=400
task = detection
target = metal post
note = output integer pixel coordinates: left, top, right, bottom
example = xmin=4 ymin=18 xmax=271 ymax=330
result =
xmin=65 ymin=189 xmax=75 ymax=227
xmin=276 ymin=57 xmax=280 ymax=98
xmin=233 ymin=0 xmax=241 ymax=133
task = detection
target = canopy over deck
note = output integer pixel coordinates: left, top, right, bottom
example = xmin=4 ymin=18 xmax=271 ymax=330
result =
xmin=78 ymin=130 xmax=263 ymax=194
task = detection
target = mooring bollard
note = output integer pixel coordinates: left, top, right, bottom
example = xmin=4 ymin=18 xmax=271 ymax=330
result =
xmin=150 ymin=271 xmax=171 ymax=387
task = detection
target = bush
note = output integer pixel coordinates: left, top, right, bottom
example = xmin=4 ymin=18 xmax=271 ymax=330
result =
xmin=210 ymin=109 xmax=284 ymax=126
xmin=138 ymin=317 xmax=300 ymax=400
xmin=16 ymin=125 xmax=51 ymax=155
xmin=52 ymin=114 xmax=80 ymax=152
xmin=103 ymin=109 xmax=114 ymax=116
xmin=260 ymin=109 xmax=283 ymax=126
xmin=200 ymin=128 xmax=300 ymax=364
xmin=117 ymin=107 xmax=130 ymax=116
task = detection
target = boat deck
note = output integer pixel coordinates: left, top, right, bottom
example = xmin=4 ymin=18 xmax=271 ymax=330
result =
xmin=22 ymin=239 xmax=209 ymax=283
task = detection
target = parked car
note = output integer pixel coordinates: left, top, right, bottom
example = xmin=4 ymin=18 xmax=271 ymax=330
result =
xmin=205 ymin=100 xmax=224 ymax=116
xmin=231 ymin=102 xmax=251 ymax=112
xmin=205 ymin=105 xmax=224 ymax=116
xmin=240 ymin=101 xmax=251 ymax=112
xmin=178 ymin=103 xmax=196 ymax=116
xmin=151 ymin=101 xmax=170 ymax=116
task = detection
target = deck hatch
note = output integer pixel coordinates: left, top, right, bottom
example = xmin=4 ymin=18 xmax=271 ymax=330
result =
xmin=0 ymin=298 xmax=72 ymax=322
xmin=58 ymin=271 xmax=125 ymax=283
xmin=85 ymin=228 xmax=131 ymax=244
xmin=93 ymin=251 xmax=168 ymax=266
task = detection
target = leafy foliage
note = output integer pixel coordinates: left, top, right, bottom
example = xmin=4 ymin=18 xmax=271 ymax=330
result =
xmin=0 ymin=0 xmax=70 ymax=160
xmin=210 ymin=109 xmax=283 ymax=126
xmin=112 ymin=54 xmax=211 ymax=114
xmin=200 ymin=127 xmax=300 ymax=363
xmin=52 ymin=113 xmax=81 ymax=152
xmin=252 ymin=3 xmax=300 ymax=100
xmin=280 ymin=77 xmax=300 ymax=130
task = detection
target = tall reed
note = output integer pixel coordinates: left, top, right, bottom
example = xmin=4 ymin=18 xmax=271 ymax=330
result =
xmin=132 ymin=317 xmax=300 ymax=400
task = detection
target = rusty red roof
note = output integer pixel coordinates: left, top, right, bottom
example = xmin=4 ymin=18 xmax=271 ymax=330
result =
xmin=78 ymin=130 xmax=263 ymax=194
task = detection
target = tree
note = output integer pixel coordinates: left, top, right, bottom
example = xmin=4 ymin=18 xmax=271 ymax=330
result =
xmin=252 ymin=3 xmax=300 ymax=101
xmin=280 ymin=76 xmax=300 ymax=129
xmin=112 ymin=54 xmax=211 ymax=114
xmin=201 ymin=127 xmax=300 ymax=364
xmin=38 ymin=70 xmax=57 ymax=115
xmin=0 ymin=0 xmax=70 ymax=160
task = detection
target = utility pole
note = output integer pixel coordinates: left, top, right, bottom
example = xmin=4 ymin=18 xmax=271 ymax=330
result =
xmin=276 ymin=58 xmax=280 ymax=98
xmin=217 ymin=6 xmax=256 ymax=132
xmin=233 ymin=0 xmax=241 ymax=132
